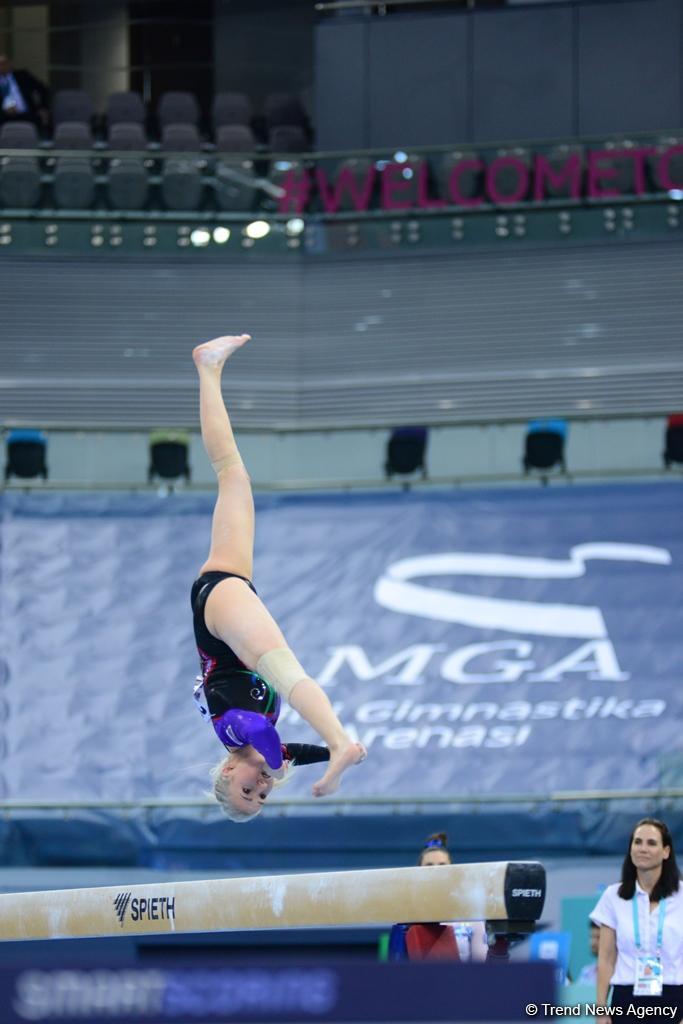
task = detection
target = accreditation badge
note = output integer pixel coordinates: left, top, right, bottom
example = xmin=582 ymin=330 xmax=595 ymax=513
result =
xmin=633 ymin=955 xmax=664 ymax=996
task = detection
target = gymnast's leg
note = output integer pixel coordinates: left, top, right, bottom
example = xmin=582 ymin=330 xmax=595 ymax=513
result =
xmin=193 ymin=335 xmax=366 ymax=796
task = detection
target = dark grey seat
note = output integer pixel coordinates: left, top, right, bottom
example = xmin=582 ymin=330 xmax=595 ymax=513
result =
xmin=158 ymin=91 xmax=200 ymax=128
xmin=161 ymin=123 xmax=202 ymax=152
xmin=214 ymin=158 xmax=257 ymax=211
xmin=269 ymin=125 xmax=307 ymax=153
xmin=53 ymin=158 xmax=95 ymax=208
xmin=600 ymin=139 xmax=638 ymax=195
xmin=490 ymin=146 xmax=531 ymax=201
xmin=106 ymin=91 xmax=145 ymax=126
xmin=266 ymin=157 xmax=306 ymax=212
xmin=109 ymin=122 xmax=148 ymax=151
xmin=0 ymin=156 xmax=41 ymax=207
xmin=213 ymin=92 xmax=252 ymax=129
xmin=437 ymin=150 xmax=483 ymax=204
xmin=0 ymin=121 xmax=40 ymax=149
xmin=264 ymin=92 xmax=307 ymax=130
xmin=161 ymin=159 xmax=202 ymax=210
xmin=160 ymin=123 xmax=202 ymax=210
xmin=53 ymin=121 xmax=93 ymax=150
xmin=649 ymin=136 xmax=683 ymax=192
xmin=53 ymin=89 xmax=95 ymax=127
xmin=215 ymin=125 xmax=256 ymax=153
xmin=108 ymin=158 xmax=149 ymax=210
xmin=52 ymin=123 xmax=94 ymax=210
xmin=323 ymin=157 xmax=375 ymax=212
xmin=538 ymin=144 xmax=584 ymax=199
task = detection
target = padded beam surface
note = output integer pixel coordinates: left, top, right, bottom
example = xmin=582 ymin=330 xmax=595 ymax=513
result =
xmin=0 ymin=861 xmax=545 ymax=942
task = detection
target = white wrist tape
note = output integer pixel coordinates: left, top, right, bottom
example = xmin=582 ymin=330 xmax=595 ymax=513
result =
xmin=256 ymin=647 xmax=308 ymax=701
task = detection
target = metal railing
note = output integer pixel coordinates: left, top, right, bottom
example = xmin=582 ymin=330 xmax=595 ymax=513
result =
xmin=316 ymin=0 xmax=482 ymax=12
xmin=1 ymin=789 xmax=682 ymax=814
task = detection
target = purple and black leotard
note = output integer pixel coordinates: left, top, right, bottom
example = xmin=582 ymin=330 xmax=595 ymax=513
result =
xmin=191 ymin=570 xmax=328 ymax=770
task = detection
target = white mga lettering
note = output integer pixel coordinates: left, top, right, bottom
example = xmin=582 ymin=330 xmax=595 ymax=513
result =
xmin=319 ymin=639 xmax=629 ymax=687
xmin=317 ymin=644 xmax=445 ymax=687
xmin=373 ymin=544 xmax=671 ymax=638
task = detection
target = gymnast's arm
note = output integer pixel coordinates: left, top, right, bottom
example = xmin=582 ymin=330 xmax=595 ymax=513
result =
xmin=596 ymin=925 xmax=617 ymax=1007
xmin=282 ymin=743 xmax=330 ymax=766
xmin=212 ymin=708 xmax=284 ymax=770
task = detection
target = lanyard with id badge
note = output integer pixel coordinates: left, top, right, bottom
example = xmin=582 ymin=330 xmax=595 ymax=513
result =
xmin=632 ymin=896 xmax=666 ymax=996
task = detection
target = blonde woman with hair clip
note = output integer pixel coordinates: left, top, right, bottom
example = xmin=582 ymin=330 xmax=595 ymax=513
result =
xmin=191 ymin=334 xmax=367 ymax=822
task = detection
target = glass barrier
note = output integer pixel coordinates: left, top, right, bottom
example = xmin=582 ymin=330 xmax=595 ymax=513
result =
xmin=1 ymin=131 xmax=682 ymax=220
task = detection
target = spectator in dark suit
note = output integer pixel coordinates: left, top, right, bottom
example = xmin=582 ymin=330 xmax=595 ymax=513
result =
xmin=0 ymin=54 xmax=50 ymax=130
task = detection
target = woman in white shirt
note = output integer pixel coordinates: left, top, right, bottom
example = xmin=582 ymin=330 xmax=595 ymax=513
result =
xmin=419 ymin=832 xmax=489 ymax=962
xmin=591 ymin=818 xmax=683 ymax=1021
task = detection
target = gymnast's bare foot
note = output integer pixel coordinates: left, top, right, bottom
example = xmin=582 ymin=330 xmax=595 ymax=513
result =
xmin=192 ymin=334 xmax=251 ymax=369
xmin=312 ymin=741 xmax=367 ymax=798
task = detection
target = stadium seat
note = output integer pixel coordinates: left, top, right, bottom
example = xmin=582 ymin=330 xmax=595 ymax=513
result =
xmin=663 ymin=413 xmax=683 ymax=468
xmin=539 ymin=144 xmax=584 ymax=198
xmin=52 ymin=123 xmax=96 ymax=208
xmin=214 ymin=158 xmax=257 ymax=211
xmin=108 ymin=157 xmax=149 ymax=210
xmin=106 ymin=91 xmax=145 ymax=126
xmin=53 ymin=121 xmax=93 ymax=149
xmin=161 ymin=124 xmax=202 ymax=152
xmin=160 ymin=125 xmax=203 ymax=209
xmin=0 ymin=155 xmax=41 ymax=207
xmin=368 ymin=151 xmax=424 ymax=209
xmin=161 ymin=158 xmax=202 ymax=210
xmin=324 ymin=157 xmax=376 ymax=211
xmin=0 ymin=124 xmax=42 ymax=207
xmin=269 ymin=125 xmax=308 ymax=153
xmin=648 ymin=136 xmax=683 ymax=192
xmin=264 ymin=92 xmax=307 ymax=130
xmin=215 ymin=125 xmax=256 ymax=153
xmin=0 ymin=121 xmax=40 ymax=149
xmin=523 ymin=418 xmax=567 ymax=483
xmin=158 ymin=91 xmax=200 ymax=129
xmin=601 ymin=139 xmax=638 ymax=195
xmin=437 ymin=150 xmax=483 ymax=204
xmin=5 ymin=429 xmax=48 ymax=481
xmin=266 ymin=157 xmax=306 ymax=211
xmin=385 ymin=427 xmax=428 ymax=480
xmin=109 ymin=122 xmax=148 ymax=151
xmin=212 ymin=91 xmax=252 ymax=130
xmin=148 ymin=432 xmax=191 ymax=483
xmin=53 ymin=157 xmax=95 ymax=208
xmin=52 ymin=89 xmax=95 ymax=127
xmin=491 ymin=145 xmax=531 ymax=201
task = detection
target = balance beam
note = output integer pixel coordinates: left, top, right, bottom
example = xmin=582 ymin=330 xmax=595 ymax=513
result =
xmin=0 ymin=861 xmax=545 ymax=942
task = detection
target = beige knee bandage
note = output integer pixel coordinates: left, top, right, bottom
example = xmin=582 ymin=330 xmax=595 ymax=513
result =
xmin=256 ymin=648 xmax=308 ymax=701
xmin=211 ymin=452 xmax=244 ymax=476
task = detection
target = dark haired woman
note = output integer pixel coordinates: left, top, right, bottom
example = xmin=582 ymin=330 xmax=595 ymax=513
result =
xmin=418 ymin=832 xmax=488 ymax=961
xmin=419 ymin=832 xmax=452 ymax=867
xmin=591 ymin=818 xmax=683 ymax=1020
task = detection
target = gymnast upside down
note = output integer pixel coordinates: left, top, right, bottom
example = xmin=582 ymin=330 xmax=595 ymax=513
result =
xmin=191 ymin=334 xmax=367 ymax=821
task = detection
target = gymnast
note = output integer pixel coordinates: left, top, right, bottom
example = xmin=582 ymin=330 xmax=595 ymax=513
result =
xmin=191 ymin=334 xmax=367 ymax=821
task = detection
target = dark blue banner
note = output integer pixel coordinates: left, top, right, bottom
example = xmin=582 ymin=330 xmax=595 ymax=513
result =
xmin=0 ymin=482 xmax=680 ymax=804
xmin=0 ymin=962 xmax=554 ymax=1023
